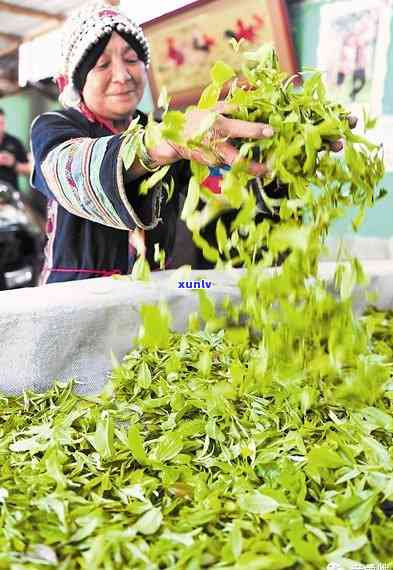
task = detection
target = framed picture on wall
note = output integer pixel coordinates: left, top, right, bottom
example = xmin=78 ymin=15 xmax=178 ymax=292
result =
xmin=317 ymin=0 xmax=392 ymax=117
xmin=142 ymin=0 xmax=298 ymax=109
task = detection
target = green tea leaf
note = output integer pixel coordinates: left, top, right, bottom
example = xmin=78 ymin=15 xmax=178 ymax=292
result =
xmin=210 ymin=60 xmax=235 ymax=86
xmin=127 ymin=423 xmax=149 ymax=464
xmin=239 ymin=492 xmax=279 ymax=516
xmin=135 ymin=508 xmax=163 ymax=535
xmin=181 ymin=176 xmax=200 ymax=220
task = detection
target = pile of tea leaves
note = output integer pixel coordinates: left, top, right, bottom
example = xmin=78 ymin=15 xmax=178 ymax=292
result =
xmin=1 ymin=45 xmax=393 ymax=570
xmin=1 ymin=299 xmax=393 ymax=569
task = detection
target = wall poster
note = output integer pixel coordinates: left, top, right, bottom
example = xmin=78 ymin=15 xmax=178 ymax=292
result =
xmin=143 ymin=0 xmax=298 ymax=109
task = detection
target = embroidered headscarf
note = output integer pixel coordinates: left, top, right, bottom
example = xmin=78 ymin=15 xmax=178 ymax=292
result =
xmin=57 ymin=1 xmax=150 ymax=109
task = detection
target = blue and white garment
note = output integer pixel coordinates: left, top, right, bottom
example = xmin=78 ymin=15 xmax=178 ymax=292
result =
xmin=31 ymin=108 xmax=187 ymax=284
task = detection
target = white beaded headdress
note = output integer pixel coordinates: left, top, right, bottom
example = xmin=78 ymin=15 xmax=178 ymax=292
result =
xmin=57 ymin=1 xmax=150 ymax=108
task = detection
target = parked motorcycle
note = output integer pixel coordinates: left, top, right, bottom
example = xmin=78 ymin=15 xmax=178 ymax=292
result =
xmin=0 ymin=181 xmax=44 ymax=290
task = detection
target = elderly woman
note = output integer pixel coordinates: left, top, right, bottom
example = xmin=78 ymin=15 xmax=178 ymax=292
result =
xmin=30 ymin=2 xmax=273 ymax=284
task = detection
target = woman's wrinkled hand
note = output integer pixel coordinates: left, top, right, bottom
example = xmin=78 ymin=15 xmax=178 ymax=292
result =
xmin=149 ymin=102 xmax=274 ymax=175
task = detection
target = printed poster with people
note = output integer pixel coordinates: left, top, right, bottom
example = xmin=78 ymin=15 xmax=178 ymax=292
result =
xmin=317 ymin=0 xmax=391 ymax=115
xmin=317 ymin=0 xmax=393 ymax=171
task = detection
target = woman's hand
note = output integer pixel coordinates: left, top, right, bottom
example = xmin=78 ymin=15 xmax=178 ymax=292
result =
xmin=143 ymin=106 xmax=357 ymax=174
xmin=148 ymin=103 xmax=274 ymax=175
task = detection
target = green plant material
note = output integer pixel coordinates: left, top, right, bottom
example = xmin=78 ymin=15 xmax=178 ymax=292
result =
xmin=1 ymin=305 xmax=392 ymax=568
xmin=153 ymin=243 xmax=166 ymax=270
xmin=139 ymin=165 xmax=171 ymax=196
xmin=198 ymin=61 xmax=235 ymax=110
xmin=121 ymin=117 xmax=143 ymax=170
xmin=139 ymin=304 xmax=171 ymax=350
xmin=131 ymin=256 xmax=151 ymax=281
xmin=0 ymin=44 xmax=391 ymax=570
xmin=363 ymin=108 xmax=378 ymax=132
xmin=157 ymin=86 xmax=170 ymax=113
xmin=161 ymin=111 xmax=187 ymax=145
xmin=181 ymin=176 xmax=200 ymax=221
xmin=144 ymin=112 xmax=163 ymax=150
xmin=176 ymin=44 xmax=384 ymax=267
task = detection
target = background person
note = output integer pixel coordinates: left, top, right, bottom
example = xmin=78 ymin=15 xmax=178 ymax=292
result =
xmin=0 ymin=108 xmax=31 ymax=192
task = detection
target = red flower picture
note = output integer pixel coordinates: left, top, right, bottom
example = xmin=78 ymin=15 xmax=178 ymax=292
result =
xmin=143 ymin=0 xmax=297 ymax=109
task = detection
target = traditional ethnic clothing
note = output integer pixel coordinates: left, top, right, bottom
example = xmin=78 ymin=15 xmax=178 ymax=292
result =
xmin=31 ymin=107 xmax=187 ymax=283
xmin=30 ymin=2 xmax=190 ymax=284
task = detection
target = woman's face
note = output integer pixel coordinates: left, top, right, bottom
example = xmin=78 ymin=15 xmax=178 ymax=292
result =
xmin=82 ymin=32 xmax=146 ymax=120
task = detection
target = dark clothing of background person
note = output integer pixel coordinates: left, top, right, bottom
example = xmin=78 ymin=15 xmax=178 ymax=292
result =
xmin=0 ymin=132 xmax=28 ymax=191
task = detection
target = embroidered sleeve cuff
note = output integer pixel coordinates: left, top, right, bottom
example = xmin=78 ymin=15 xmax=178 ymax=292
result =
xmin=41 ymin=134 xmax=163 ymax=230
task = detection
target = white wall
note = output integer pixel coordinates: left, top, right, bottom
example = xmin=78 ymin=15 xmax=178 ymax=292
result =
xmin=119 ymin=0 xmax=197 ymax=24
xmin=19 ymin=1 xmax=197 ymax=85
